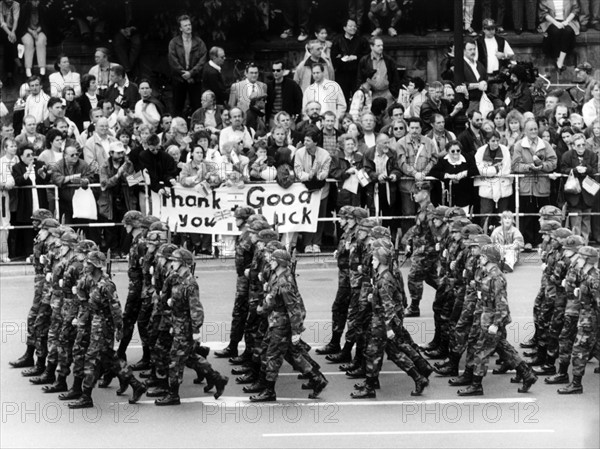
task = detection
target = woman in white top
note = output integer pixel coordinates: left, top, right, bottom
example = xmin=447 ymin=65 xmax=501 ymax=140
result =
xmin=490 ymin=210 xmax=525 ymax=272
xmin=49 ymin=54 xmax=81 ymax=98
xmin=0 ymin=137 xmax=18 ymax=262
xmin=582 ymin=81 xmax=600 ymax=128
xmin=538 ymin=0 xmax=581 ymax=70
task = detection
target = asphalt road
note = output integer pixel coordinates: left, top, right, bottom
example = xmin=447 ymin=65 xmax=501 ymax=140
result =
xmin=1 ymin=262 xmax=598 ymax=448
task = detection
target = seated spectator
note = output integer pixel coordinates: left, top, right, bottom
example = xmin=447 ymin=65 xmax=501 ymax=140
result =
xmin=49 ymin=54 xmax=81 ymax=98
xmin=134 ymin=79 xmax=163 ymax=130
xmin=190 ymin=90 xmax=224 ymax=135
xmin=17 ymin=0 xmax=49 ymax=77
xmin=490 ymin=211 xmax=525 ymax=272
xmin=202 ymin=47 xmax=228 ymax=106
xmin=294 ymin=40 xmax=335 ymax=92
xmin=77 ymin=75 xmax=103 ymax=129
xmin=229 ymin=62 xmax=267 ymax=113
xmin=88 ymin=47 xmax=117 ymax=95
xmin=427 ymin=113 xmax=456 ymax=157
xmin=245 ymin=95 xmax=268 ymax=136
xmin=99 ymin=141 xmax=136 ymax=257
xmin=349 ymin=68 xmax=375 ymax=122
xmin=474 ymin=130 xmax=513 ymax=229
xmin=279 ymin=0 xmax=310 ymax=42
xmin=266 ymin=60 xmax=303 ymax=124
xmin=330 ymin=133 xmax=364 ymax=208
xmin=539 ymin=0 xmax=580 ymax=70
xmin=83 ymin=117 xmax=117 ymax=181
xmin=10 ymin=144 xmax=49 ymax=256
xmin=320 ymin=111 xmax=341 ymax=156
xmin=368 ymin=0 xmax=402 ymax=37
xmin=219 ymin=107 xmax=255 ymax=150
xmin=249 ymin=140 xmax=276 ymax=182
xmin=73 ymin=3 xmax=105 ymax=43
xmin=15 ymin=114 xmax=45 ymax=153
xmin=430 ymin=140 xmax=477 ymax=214
xmin=294 ymin=129 xmax=332 ymax=253
xmin=63 ymin=86 xmax=84 ymax=131
xmin=505 ymin=64 xmax=533 ymax=113
xmin=504 ymin=109 xmax=524 ymax=149
xmin=139 ymin=134 xmax=178 ymax=194
xmin=24 ymin=75 xmax=49 ymax=124
xmin=420 ymin=81 xmax=464 ymax=135
xmin=560 ymin=132 xmax=598 ymax=242
xmin=582 ymin=81 xmax=600 ymax=128
xmin=511 ymin=118 xmax=558 ymax=246
xmin=1 ymin=0 xmax=20 ymax=84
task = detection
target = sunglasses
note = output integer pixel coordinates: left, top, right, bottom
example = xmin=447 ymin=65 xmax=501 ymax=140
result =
xmin=449 ymin=149 xmax=461 ymax=154
xmin=393 ymin=127 xmax=405 ymax=131
xmin=272 ymin=68 xmax=282 ymax=72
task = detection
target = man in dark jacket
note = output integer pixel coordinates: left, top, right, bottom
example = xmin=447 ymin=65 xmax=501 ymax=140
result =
xmin=420 ymin=81 xmax=464 ymax=135
xmin=105 ymin=64 xmax=140 ymax=113
xmin=266 ymin=60 xmax=303 ymax=123
xmin=331 ymin=18 xmax=370 ymax=102
xmin=202 ymin=46 xmax=228 ymax=106
xmin=463 ymin=40 xmax=488 ymax=108
xmin=457 ymin=110 xmax=485 ymax=156
xmin=138 ymin=134 xmax=178 ymax=194
xmin=505 ymin=64 xmax=533 ymax=113
xmin=167 ymin=15 xmax=207 ymax=117
xmin=357 ymin=37 xmax=399 ymax=104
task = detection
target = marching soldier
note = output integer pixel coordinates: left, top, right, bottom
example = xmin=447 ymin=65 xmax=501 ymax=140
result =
xmin=9 ymin=209 xmax=54 ymax=369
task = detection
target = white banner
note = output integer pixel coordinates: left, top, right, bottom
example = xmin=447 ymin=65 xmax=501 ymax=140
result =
xmin=151 ymin=183 xmax=322 ymax=235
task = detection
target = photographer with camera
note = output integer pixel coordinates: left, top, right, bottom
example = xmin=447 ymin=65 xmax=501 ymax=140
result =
xmin=476 ymin=19 xmax=514 ymax=99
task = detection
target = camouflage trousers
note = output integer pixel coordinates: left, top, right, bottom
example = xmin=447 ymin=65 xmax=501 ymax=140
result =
xmin=69 ymin=321 xmax=91 ymax=379
xmin=251 ymin=315 xmax=269 ymax=365
xmin=571 ymin=310 xmax=599 ymax=377
xmin=557 ymin=314 xmax=579 ymax=367
xmin=118 ymin=275 xmax=143 ymax=357
xmin=432 ymin=276 xmax=456 ymax=350
xmin=463 ymin=307 xmax=483 ymax=367
xmin=345 ymin=283 xmax=372 ymax=345
xmin=365 ymin=324 xmax=415 ymax=379
xmin=149 ymin=297 xmax=171 ymax=376
xmin=546 ymin=289 xmax=567 ymax=358
xmin=56 ymin=295 xmax=78 ymax=377
xmin=539 ymin=281 xmax=558 ymax=349
xmin=229 ymin=275 xmax=249 ymax=346
xmin=450 ymin=288 xmax=477 ymax=355
xmin=46 ymin=290 xmax=65 ymax=365
xmin=168 ymin=318 xmax=196 ymax=385
xmin=33 ymin=286 xmax=52 ymax=359
xmin=263 ymin=325 xmax=315 ymax=383
xmin=472 ymin=326 xmax=525 ymax=377
xmin=407 ymin=255 xmax=439 ymax=309
xmin=331 ymin=269 xmax=351 ymax=337
xmin=244 ymin=299 xmax=263 ymax=357
xmin=531 ymin=275 xmax=547 ymax=335
xmin=137 ymin=284 xmax=155 ymax=349
xmin=26 ymin=274 xmax=46 ymax=346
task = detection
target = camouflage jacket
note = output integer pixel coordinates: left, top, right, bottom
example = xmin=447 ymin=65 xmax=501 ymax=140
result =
xmin=264 ymin=268 xmax=306 ymax=335
xmin=543 ymin=245 xmax=563 ymax=281
xmin=52 ymin=250 xmax=75 ymax=293
xmin=410 ymin=202 xmax=436 ymax=258
xmin=337 ymin=227 xmax=354 ymax=270
xmin=577 ymin=266 xmax=599 ymax=326
xmin=349 ymin=239 xmax=366 ymax=288
xmin=235 ymin=229 xmax=254 ymax=276
xmin=480 ymin=264 xmax=511 ymax=329
xmin=550 ymin=251 xmax=577 ymax=290
xmin=564 ymin=258 xmax=583 ymax=317
xmin=128 ymin=233 xmax=144 ymax=277
xmin=170 ymin=269 xmax=204 ymax=333
xmin=89 ymin=274 xmax=122 ymax=331
xmin=371 ymin=268 xmax=403 ymax=333
xmin=75 ymin=274 xmax=94 ymax=328
xmin=249 ymin=246 xmax=267 ymax=302
xmin=32 ymin=236 xmax=47 ymax=275
xmin=142 ymin=250 xmax=157 ymax=290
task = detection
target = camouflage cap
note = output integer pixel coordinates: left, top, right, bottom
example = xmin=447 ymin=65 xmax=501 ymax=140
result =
xmin=51 ymin=225 xmax=75 ymax=237
xmin=168 ymin=248 xmax=195 ymax=266
xmin=552 ymin=227 xmax=572 ymax=240
xmin=371 ymin=226 xmax=391 ymax=240
xmin=122 ymin=210 xmax=144 ymax=226
xmin=339 ymin=206 xmax=355 ymax=218
xmin=578 ymin=245 xmax=599 ymax=261
xmin=450 ymin=217 xmax=472 ymax=232
xmin=40 ymin=218 xmax=60 ymax=230
xmin=246 ymin=214 xmax=268 ymax=226
xmin=351 ymin=208 xmax=369 ymax=220
xmin=358 ymin=218 xmax=377 ymax=231
xmin=265 ymin=240 xmax=286 ymax=252
xmin=149 ymin=221 xmax=169 ymax=232
xmin=86 ymin=251 xmax=107 ymax=268
xmin=258 ymin=229 xmax=279 ymax=242
xmin=461 ymin=224 xmax=483 ymax=239
xmin=371 ymin=238 xmax=394 ymax=251
xmin=248 ymin=219 xmax=271 ymax=233
xmin=471 ymin=234 xmax=492 ymax=247
xmin=563 ymin=235 xmax=585 ymax=251
xmin=234 ymin=206 xmax=255 ymax=220
xmin=156 ymin=243 xmax=178 ymax=259
xmin=271 ymin=249 xmax=291 ymax=267
xmin=540 ymin=221 xmax=561 ymax=234
xmin=31 ymin=209 xmax=53 ymax=222
xmin=145 ymin=230 xmax=167 ymax=245
xmin=539 ymin=205 xmax=562 ymax=222
xmin=60 ymin=232 xmax=79 ymax=246
xmin=432 ymin=206 xmax=450 ymax=220
xmin=141 ymin=215 xmax=160 ymax=229
xmin=444 ymin=207 xmax=467 ymax=221
xmin=481 ymin=244 xmax=502 ymax=264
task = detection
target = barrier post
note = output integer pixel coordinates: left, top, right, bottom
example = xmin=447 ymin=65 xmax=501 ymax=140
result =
xmin=514 ymin=175 xmax=520 ymax=229
xmin=145 ymin=182 xmax=151 ymax=216
xmin=53 ymin=185 xmax=60 ymax=220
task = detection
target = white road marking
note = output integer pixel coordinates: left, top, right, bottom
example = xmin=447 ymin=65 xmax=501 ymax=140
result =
xmin=263 ymin=428 xmax=555 ymax=438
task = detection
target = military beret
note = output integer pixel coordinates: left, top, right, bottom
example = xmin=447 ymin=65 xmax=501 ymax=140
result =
xmin=432 ymin=206 xmax=450 ymax=220
xmin=563 ymin=235 xmax=585 ymax=251
xmin=539 ymin=205 xmax=562 ymax=221
xmin=552 ymin=227 xmax=572 ymax=240
xmin=578 ymin=245 xmax=599 ymax=260
xmin=540 ymin=221 xmax=561 ymax=233
xmin=352 ymin=208 xmax=369 ymax=220
xmin=451 ymin=217 xmax=472 ymax=232
xmin=412 ymin=181 xmax=431 ymax=193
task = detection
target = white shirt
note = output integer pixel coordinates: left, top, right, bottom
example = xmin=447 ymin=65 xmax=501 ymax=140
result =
xmin=302 ymin=79 xmax=347 ymax=121
xmin=134 ymin=99 xmax=161 ymax=128
xmin=49 ymin=71 xmax=81 ymax=97
xmin=218 ymin=125 xmax=255 ymax=149
xmin=482 ymin=37 xmax=514 ymax=73
xmin=24 ymin=92 xmax=50 ymax=124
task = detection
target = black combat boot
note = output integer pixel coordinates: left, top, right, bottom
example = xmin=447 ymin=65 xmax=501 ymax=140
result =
xmin=316 ymin=331 xmax=342 ymax=355
xmin=231 ymin=365 xmax=252 ymax=375
xmin=354 ymin=377 xmax=380 ymax=390
xmin=404 ymin=306 xmax=420 ymax=318
xmin=194 ymin=344 xmax=210 ymax=358
xmin=207 ymin=369 xmax=229 ymax=399
xmin=146 ymin=378 xmax=169 ymax=397
xmin=435 ymin=352 xmax=460 ymax=377
xmin=527 ymin=347 xmax=546 ymax=366
xmin=346 ymin=365 xmax=366 ymax=378
xmin=557 ymin=375 xmax=583 ymax=394
xmin=424 ymin=346 xmax=448 ymax=359
xmin=520 ymin=327 xmax=538 ymax=349
xmin=42 ymin=375 xmax=68 ymax=393
xmin=128 ymin=377 xmax=147 ymax=404
xmin=434 ymin=357 xmax=451 ymax=370
xmin=9 ymin=345 xmax=35 ymax=368
xmin=22 ymin=356 xmax=46 ymax=377
xmin=130 ymin=347 xmax=152 ymax=371
xmin=407 ymin=368 xmax=429 ymax=396
xmin=250 ymin=380 xmax=276 ymax=402
xmin=68 ymin=388 xmax=94 ymax=409
xmin=214 ymin=343 xmax=238 ymax=359
xmin=594 ymin=367 xmax=599 ymax=374
xmin=516 ymin=362 xmax=538 ymax=393
xmin=98 ymin=371 xmax=115 ymax=388
xmin=326 ymin=341 xmax=353 ymax=363
xmin=420 ymin=328 xmax=440 ymax=352
xmin=457 ymin=375 xmax=484 ymax=396
xmin=492 ymin=361 xmax=513 ymax=375
xmin=545 ymin=362 xmax=569 ymax=384
xmin=243 ymin=372 xmax=266 ymax=394
xmin=229 ymin=348 xmax=252 ymax=365
xmin=59 ymin=376 xmax=83 ymax=400
xmin=351 ymin=376 xmax=377 ymax=399
xmin=449 ymin=365 xmax=474 ymax=386
xmin=308 ymin=372 xmax=328 ymax=399
xmin=415 ymin=357 xmax=434 ymax=378
xmin=29 ymin=362 xmax=56 ymax=385
xmin=155 ymin=383 xmax=181 ymax=406
xmin=116 ymin=375 xmax=129 ymax=395
xmin=523 ymin=349 xmax=538 ymax=358
xmin=236 ymin=371 xmax=257 ymax=384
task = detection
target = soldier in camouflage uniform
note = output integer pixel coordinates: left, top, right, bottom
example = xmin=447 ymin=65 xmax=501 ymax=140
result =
xmin=520 ymin=205 xmax=563 ymax=351
xmin=351 ymin=245 xmax=429 ymax=398
xmin=68 ymin=251 xmax=147 ymax=409
xmin=558 ymin=246 xmax=600 ymax=394
xmin=545 ymin=236 xmax=585 ymax=384
xmin=317 ymin=205 xmax=355 ymax=356
xmin=215 ymin=206 xmax=255 ymax=360
xmin=117 ymin=210 xmax=145 ymax=361
xmin=9 ymin=209 xmax=54 ymax=369
xmin=528 ymin=227 xmax=572 ymax=368
xmin=249 ymin=249 xmax=328 ymax=402
xmin=155 ymin=249 xmax=228 ymax=406
xmin=405 ymin=182 xmax=439 ymax=317
xmin=457 ymin=245 xmax=537 ymax=396
xmin=326 ymin=207 xmax=369 ymax=364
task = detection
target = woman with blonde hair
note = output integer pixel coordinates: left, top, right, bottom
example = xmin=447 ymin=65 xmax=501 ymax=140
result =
xmin=504 ymin=109 xmax=524 ymax=150
xmin=490 ymin=210 xmax=525 ymax=272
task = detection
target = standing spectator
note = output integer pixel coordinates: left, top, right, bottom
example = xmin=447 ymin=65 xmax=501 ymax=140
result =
xmin=83 ymin=117 xmax=117 ymax=181
xmin=88 ymin=47 xmax=117 ymax=95
xmin=512 ymin=0 xmax=538 ymax=34
xmin=105 ymin=64 xmax=140 ymax=114
xmin=474 ymin=130 xmax=513 ymax=228
xmin=426 ymin=114 xmax=456 ymax=157
xmin=482 ymin=1 xmax=507 ymax=34
xmin=397 ymin=117 xmax=438 ymax=234
xmin=36 ymin=97 xmax=78 ymax=138
xmin=505 ymin=64 xmax=533 ymax=113
xmin=202 ymin=47 xmax=228 ymax=106
xmin=330 ymin=133 xmax=364 ymax=208
xmin=0 ymin=137 xmax=18 ymax=260
xmin=167 ymin=15 xmax=207 ymax=117
xmin=190 ymin=90 xmax=224 ymax=134
xmin=463 ymin=0 xmax=477 ymax=36
xmin=266 ymin=60 xmax=303 ymax=124
xmin=109 ymin=0 xmax=144 ymax=77
xmin=402 ymin=77 xmax=428 ymax=120
xmin=219 ymin=107 xmax=255 ymax=149
xmin=560 ymin=133 xmax=598 ymax=241
xmin=49 ymin=54 xmax=81 ymax=98
xmin=420 ymin=81 xmax=464 ymax=135
xmin=76 ymin=75 xmax=102 ymax=127
xmin=15 ymin=114 xmax=45 ymax=152
xmin=10 ymin=144 xmax=49 ymax=257
xmin=357 ymin=37 xmax=399 ymax=105
xmin=582 ymin=81 xmax=600 ymax=128
xmin=245 ymin=95 xmax=267 ymax=136
xmin=229 ymin=62 xmax=267 ymax=113
xmin=1 ymin=0 xmax=19 ymax=83
xmin=331 ymin=18 xmax=370 ymax=102
xmin=51 ymin=144 xmax=94 ymax=225
xmin=320 ymin=111 xmax=341 ymax=155
xmin=279 ymin=0 xmax=311 ymax=41
xmin=511 ymin=119 xmax=558 ymax=246
xmin=294 ymin=130 xmax=332 ymax=253
xmin=17 ymin=0 xmax=49 ymax=77
xmin=579 ymin=0 xmax=600 ymax=31
xmin=476 ymin=18 xmax=514 ymax=97
xmin=134 ymin=79 xmax=163 ymax=130
xmin=504 ymin=109 xmax=524 ymax=149
xmin=457 ymin=110 xmax=486 ymax=156
xmin=138 ymin=135 xmax=178 ymax=194
xmin=99 ymin=141 xmax=136 ymax=256
xmin=302 ymin=64 xmax=347 ymax=123
xmin=368 ymin=0 xmax=402 ymax=37
xmin=24 ymin=76 xmax=49 ymax=124
xmin=349 ymin=69 xmax=375 ymax=122
xmin=539 ymin=0 xmax=580 ymax=70
xmin=463 ymin=40 xmax=488 ymax=112
xmin=294 ymin=41 xmax=334 ymax=92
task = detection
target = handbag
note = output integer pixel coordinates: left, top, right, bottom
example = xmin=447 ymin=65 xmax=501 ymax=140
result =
xmin=72 ymin=187 xmax=98 ymax=220
xmin=582 ymin=175 xmax=600 ymax=196
xmin=563 ymin=170 xmax=582 ymax=195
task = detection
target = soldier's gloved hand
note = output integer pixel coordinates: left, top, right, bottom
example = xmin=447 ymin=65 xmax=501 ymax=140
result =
xmin=358 ymin=265 xmax=363 ymax=274
xmin=149 ymin=266 xmax=154 ymax=275
xmin=386 ymin=329 xmax=395 ymax=340
xmin=435 ymin=243 xmax=440 ymax=251
xmin=193 ymin=332 xmax=201 ymax=341
xmin=40 ymin=255 xmax=46 ymax=264
xmin=561 ymin=279 xmax=566 ymax=288
xmin=72 ymin=318 xmax=78 ymax=326
xmin=450 ymin=261 xmax=456 ymax=271
xmin=45 ymin=273 xmax=52 ymax=282
xmin=291 ymin=334 xmax=301 ymax=345
xmin=244 ymin=268 xmax=250 ymax=278
xmin=574 ymin=287 xmax=581 ymax=297
xmin=258 ymin=273 xmax=263 ymax=282
xmin=333 ymin=250 xmax=338 ymax=259
xmin=58 ymin=279 xmax=64 ymax=288
xmin=72 ymin=286 xmax=78 ymax=294
xmin=26 ymin=256 xmax=32 ymax=264
xmin=345 ymin=241 xmax=350 ymax=250
xmin=115 ymin=328 xmax=123 ymax=342
xmin=541 ymin=263 xmax=547 ymax=270
xmin=442 ymin=249 xmax=448 ymax=258
xmin=477 ymin=291 xmax=482 ymax=299
xmin=167 ymin=298 xmax=173 ymax=308
xmin=257 ymin=305 xmax=264 ymax=314
xmin=487 ymin=324 xmax=498 ymax=335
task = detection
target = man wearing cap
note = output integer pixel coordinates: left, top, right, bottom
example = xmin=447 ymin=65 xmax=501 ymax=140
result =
xmin=476 ymin=18 xmax=514 ymax=98
xmin=574 ymin=62 xmax=597 ymax=105
xmin=559 ymin=246 xmax=600 ymax=394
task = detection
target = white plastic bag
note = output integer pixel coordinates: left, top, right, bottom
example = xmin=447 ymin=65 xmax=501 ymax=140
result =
xmin=72 ymin=188 xmax=98 ymax=220
xmin=479 ymin=92 xmax=494 ymax=118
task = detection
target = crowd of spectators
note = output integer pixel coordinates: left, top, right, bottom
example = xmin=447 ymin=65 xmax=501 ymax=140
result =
xmin=1 ymin=2 xmax=600 ymax=263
